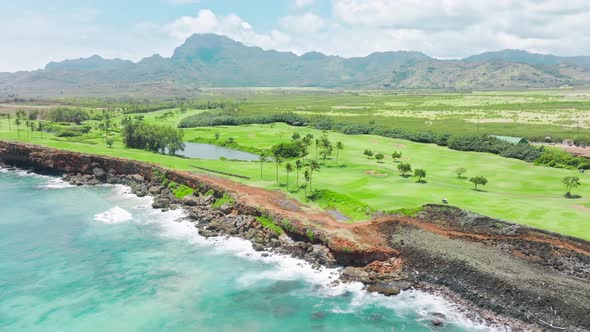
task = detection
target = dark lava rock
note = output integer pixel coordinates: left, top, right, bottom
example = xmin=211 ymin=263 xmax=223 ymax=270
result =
xmin=148 ymin=185 xmax=163 ymax=195
xmin=152 ymin=197 xmax=170 ymax=209
xmin=182 ymin=195 xmax=200 ymax=206
xmin=366 ymin=282 xmax=401 ymax=296
xmin=253 ymin=243 xmax=265 ymax=251
xmin=92 ymin=167 xmax=107 ymax=181
xmin=431 ymin=318 xmax=445 ymax=327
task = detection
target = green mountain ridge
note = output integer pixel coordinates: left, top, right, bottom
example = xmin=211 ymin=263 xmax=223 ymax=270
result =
xmin=2 ymin=34 xmax=590 ymax=98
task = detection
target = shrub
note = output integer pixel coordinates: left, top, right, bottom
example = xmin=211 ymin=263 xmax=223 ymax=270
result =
xmin=256 ymin=215 xmax=283 ymax=235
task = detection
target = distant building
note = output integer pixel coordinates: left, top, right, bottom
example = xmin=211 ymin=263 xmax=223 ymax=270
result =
xmin=490 ymin=135 xmax=529 ymax=145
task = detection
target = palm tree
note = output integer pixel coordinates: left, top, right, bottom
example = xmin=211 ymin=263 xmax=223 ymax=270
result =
xmin=304 ymin=169 xmax=311 ymax=197
xmin=309 ymin=160 xmax=320 ymax=192
xmin=285 ymin=163 xmax=294 ymax=189
xmin=295 ymin=160 xmax=303 ymax=187
xmin=336 ymin=141 xmax=344 ymax=165
xmin=258 ymin=151 xmax=269 ymax=179
xmin=273 ymin=151 xmax=283 ymax=185
xmin=314 ymin=138 xmax=319 ymax=161
xmin=37 ymin=121 xmax=44 ymax=138
xmin=302 ymin=133 xmax=314 ymax=163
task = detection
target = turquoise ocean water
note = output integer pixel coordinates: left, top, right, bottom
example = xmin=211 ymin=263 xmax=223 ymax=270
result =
xmin=0 ymin=168 xmax=490 ymax=332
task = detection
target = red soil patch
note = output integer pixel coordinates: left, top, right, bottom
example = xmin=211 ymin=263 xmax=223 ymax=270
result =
xmin=368 ymin=139 xmax=381 ymax=144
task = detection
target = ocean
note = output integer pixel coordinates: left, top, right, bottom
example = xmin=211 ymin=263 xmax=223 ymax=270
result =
xmin=0 ymin=167 xmax=490 ymax=331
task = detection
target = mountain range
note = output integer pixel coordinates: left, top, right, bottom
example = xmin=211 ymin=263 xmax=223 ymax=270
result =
xmin=2 ymin=34 xmax=590 ymax=98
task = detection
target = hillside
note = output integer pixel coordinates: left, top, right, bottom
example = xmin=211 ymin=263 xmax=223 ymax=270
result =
xmin=2 ymin=34 xmax=590 ymax=97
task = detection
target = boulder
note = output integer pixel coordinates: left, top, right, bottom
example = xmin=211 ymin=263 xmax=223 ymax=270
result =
xmin=182 ymin=195 xmax=200 ymax=206
xmin=92 ymin=167 xmax=107 ymax=181
xmin=219 ymin=203 xmax=233 ymax=214
xmin=152 ymin=197 xmax=170 ymax=209
xmin=367 ymin=282 xmax=401 ymax=296
xmin=252 ymin=243 xmax=265 ymax=251
xmin=341 ymin=266 xmax=370 ymax=280
xmin=131 ymin=174 xmax=144 ymax=183
xmin=148 ymin=185 xmax=163 ymax=195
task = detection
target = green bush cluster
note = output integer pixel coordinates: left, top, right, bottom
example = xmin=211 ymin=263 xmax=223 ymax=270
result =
xmin=47 ymin=107 xmax=90 ymax=124
xmin=255 ymin=215 xmax=283 ymax=235
xmin=211 ymin=193 xmax=235 ymax=209
xmin=121 ymin=117 xmax=185 ymax=154
xmin=534 ymin=148 xmax=590 ymax=169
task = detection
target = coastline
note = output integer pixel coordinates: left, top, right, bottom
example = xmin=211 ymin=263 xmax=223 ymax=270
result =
xmin=2 ymin=141 xmax=589 ymax=331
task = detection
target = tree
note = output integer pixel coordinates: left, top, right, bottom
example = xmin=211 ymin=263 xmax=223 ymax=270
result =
xmin=304 ymin=169 xmax=311 ymax=197
xmin=562 ymin=176 xmax=581 ymax=198
xmin=302 ymin=134 xmax=314 ymax=162
xmin=28 ymin=121 xmax=36 ymax=137
xmin=258 ymin=150 xmax=269 ymax=179
xmin=292 ymin=132 xmax=301 ymax=141
xmin=15 ymin=111 xmax=26 ymax=137
xmin=391 ymin=151 xmax=402 ymax=162
xmin=106 ymin=136 xmax=114 ymax=148
xmin=37 ymin=121 xmax=44 ymax=138
xmin=397 ymin=163 xmax=412 ymax=176
xmin=414 ymin=168 xmax=427 ymax=182
xmin=319 ymin=135 xmax=333 ymax=161
xmin=315 ymin=138 xmax=319 ymax=161
xmin=295 ymin=159 xmax=303 ymax=187
xmin=469 ymin=176 xmax=488 ymax=190
xmin=456 ymin=167 xmax=467 ymax=179
xmin=309 ymin=160 xmax=320 ymax=192
xmin=363 ymin=149 xmax=374 ymax=158
xmin=285 ymin=163 xmax=294 ymax=189
xmin=214 ymin=132 xmax=220 ymax=140
xmin=272 ymin=151 xmax=283 ymax=185
xmin=336 ymin=141 xmax=344 ymax=164
xmin=375 ymin=153 xmax=384 ymax=162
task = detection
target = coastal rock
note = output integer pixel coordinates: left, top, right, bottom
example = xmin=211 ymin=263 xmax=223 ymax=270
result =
xmin=149 ymin=185 xmax=163 ymax=195
xmin=366 ymin=282 xmax=401 ymax=296
xmin=182 ymin=195 xmax=200 ymax=206
xmin=92 ymin=167 xmax=107 ymax=181
xmin=131 ymin=174 xmax=144 ymax=183
xmin=252 ymin=243 xmax=265 ymax=251
xmin=152 ymin=197 xmax=170 ymax=209
xmin=219 ymin=203 xmax=233 ymax=214
xmin=341 ymin=266 xmax=370 ymax=281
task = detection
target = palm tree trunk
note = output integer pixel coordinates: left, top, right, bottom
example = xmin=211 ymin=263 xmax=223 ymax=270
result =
xmin=296 ymin=169 xmax=299 ymax=187
xmin=275 ymin=163 xmax=279 ymax=184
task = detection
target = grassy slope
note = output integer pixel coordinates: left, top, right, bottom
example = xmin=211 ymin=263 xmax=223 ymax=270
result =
xmin=2 ymin=115 xmax=589 ymax=240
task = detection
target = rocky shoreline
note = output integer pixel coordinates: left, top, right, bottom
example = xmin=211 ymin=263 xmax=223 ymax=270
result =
xmin=2 ymin=141 xmax=589 ymax=331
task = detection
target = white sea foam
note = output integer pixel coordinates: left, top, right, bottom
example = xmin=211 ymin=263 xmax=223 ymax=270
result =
xmin=94 ymin=206 xmax=133 ymax=224
xmin=38 ymin=178 xmax=75 ymax=189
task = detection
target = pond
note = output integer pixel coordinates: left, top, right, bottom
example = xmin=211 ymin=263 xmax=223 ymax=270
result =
xmin=177 ymin=142 xmax=260 ymax=161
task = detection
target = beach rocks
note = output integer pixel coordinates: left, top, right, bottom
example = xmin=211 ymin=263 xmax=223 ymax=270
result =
xmin=152 ymin=197 xmax=170 ymax=209
xmin=182 ymin=195 xmax=199 ymax=206
xmin=92 ymin=167 xmax=107 ymax=181
xmin=366 ymin=282 xmax=402 ymax=296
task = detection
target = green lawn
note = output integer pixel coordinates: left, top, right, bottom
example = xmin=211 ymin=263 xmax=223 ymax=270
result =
xmin=1 ymin=117 xmax=589 ymax=241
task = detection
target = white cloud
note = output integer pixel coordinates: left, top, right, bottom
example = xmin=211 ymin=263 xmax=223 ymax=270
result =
xmin=164 ymin=10 xmax=290 ymax=50
xmin=295 ymin=0 xmax=315 ymax=8
xmin=280 ymin=12 xmax=325 ymax=33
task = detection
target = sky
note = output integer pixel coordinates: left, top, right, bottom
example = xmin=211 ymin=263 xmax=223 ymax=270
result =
xmin=2 ymin=0 xmax=590 ymax=72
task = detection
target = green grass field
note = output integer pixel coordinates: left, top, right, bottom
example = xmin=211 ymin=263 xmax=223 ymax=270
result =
xmin=1 ymin=114 xmax=589 ymax=240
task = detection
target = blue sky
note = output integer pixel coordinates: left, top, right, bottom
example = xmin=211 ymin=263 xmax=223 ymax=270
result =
xmin=1 ymin=0 xmax=590 ymax=71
